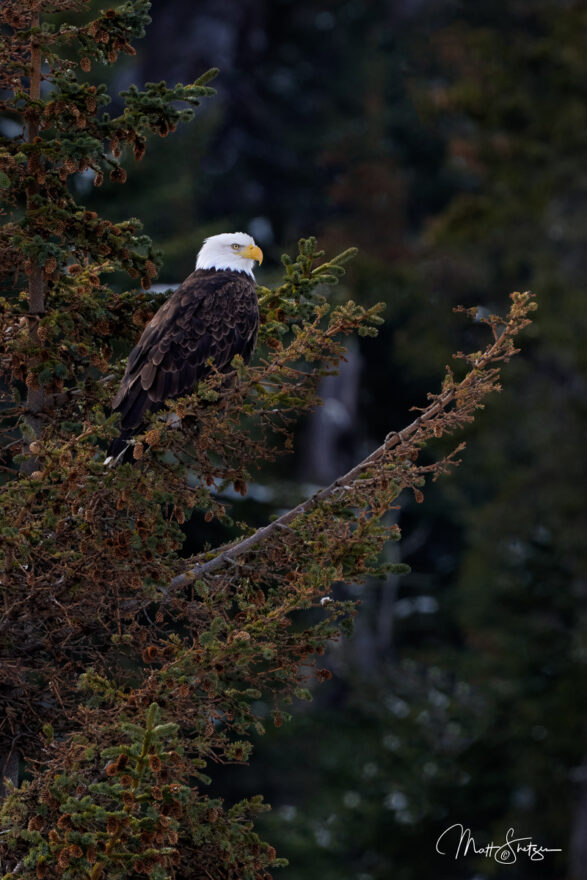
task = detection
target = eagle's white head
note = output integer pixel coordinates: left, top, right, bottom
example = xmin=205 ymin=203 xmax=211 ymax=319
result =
xmin=196 ymin=232 xmax=263 ymax=277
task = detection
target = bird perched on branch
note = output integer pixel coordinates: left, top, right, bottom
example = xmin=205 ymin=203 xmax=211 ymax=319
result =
xmin=106 ymin=231 xmax=263 ymax=463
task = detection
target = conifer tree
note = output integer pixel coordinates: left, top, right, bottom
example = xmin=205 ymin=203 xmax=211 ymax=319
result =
xmin=0 ymin=2 xmax=534 ymax=877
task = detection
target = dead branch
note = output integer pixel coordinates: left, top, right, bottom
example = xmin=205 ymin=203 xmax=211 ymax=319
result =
xmin=171 ymin=292 xmax=534 ymax=588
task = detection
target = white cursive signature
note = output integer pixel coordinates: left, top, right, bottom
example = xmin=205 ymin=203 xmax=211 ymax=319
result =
xmin=436 ymin=824 xmax=562 ymax=864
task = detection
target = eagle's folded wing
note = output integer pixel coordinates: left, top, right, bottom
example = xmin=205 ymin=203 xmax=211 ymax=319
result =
xmin=112 ymin=271 xmax=259 ymax=435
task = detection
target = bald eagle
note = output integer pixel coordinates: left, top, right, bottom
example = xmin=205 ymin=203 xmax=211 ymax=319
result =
xmin=106 ymin=232 xmax=263 ymax=463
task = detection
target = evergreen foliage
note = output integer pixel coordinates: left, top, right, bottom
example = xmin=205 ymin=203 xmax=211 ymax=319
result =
xmin=0 ymin=2 xmax=533 ymax=878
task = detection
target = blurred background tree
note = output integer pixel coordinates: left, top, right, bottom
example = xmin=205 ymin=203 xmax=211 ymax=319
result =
xmin=5 ymin=0 xmax=585 ymax=877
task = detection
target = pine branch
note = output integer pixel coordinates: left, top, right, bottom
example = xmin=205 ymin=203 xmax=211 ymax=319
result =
xmin=171 ymin=292 xmax=535 ymax=588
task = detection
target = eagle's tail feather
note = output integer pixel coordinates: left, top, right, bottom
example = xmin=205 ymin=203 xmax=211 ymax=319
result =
xmin=119 ymin=385 xmax=150 ymax=432
xmin=104 ymin=431 xmax=134 ymax=466
xmin=105 ymin=396 xmax=169 ymax=466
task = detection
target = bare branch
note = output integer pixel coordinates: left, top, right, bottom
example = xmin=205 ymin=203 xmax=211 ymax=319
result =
xmin=171 ymin=292 xmax=535 ymax=588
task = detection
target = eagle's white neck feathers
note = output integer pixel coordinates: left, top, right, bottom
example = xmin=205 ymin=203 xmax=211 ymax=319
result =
xmin=196 ymin=232 xmax=259 ymax=277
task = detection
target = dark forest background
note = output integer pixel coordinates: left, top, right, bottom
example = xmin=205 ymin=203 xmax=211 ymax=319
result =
xmin=52 ymin=0 xmax=587 ymax=877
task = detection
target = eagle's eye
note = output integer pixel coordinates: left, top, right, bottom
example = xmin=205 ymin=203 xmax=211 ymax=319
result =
xmin=231 ymin=243 xmax=241 ymax=250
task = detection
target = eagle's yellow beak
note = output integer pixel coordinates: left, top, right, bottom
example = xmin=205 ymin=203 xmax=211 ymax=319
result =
xmin=242 ymin=243 xmax=263 ymax=265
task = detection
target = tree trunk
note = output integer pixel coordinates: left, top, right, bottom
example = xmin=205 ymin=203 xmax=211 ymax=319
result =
xmin=4 ymin=16 xmax=45 ymax=796
xmin=23 ymin=13 xmax=47 ymax=470
xmin=0 ymin=748 xmax=19 ymax=801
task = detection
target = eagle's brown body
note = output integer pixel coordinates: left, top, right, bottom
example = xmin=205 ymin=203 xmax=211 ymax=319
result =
xmin=108 ymin=267 xmax=259 ymax=460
